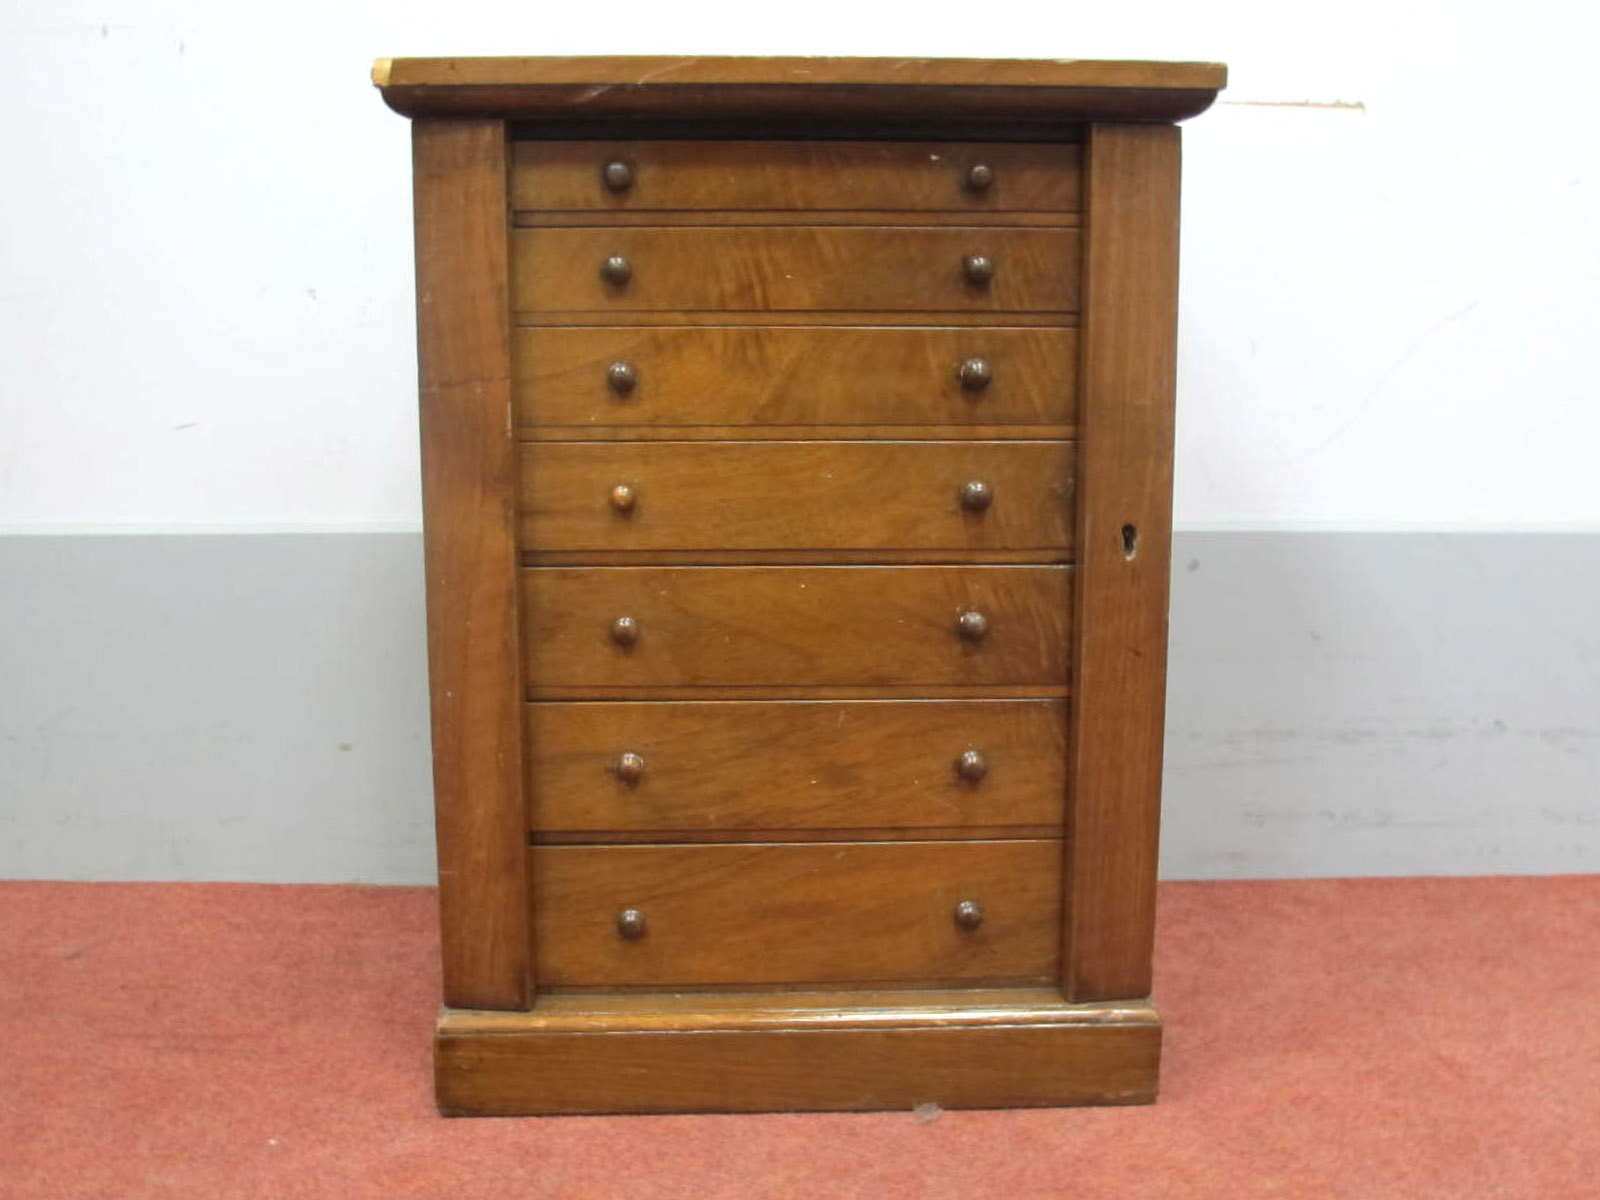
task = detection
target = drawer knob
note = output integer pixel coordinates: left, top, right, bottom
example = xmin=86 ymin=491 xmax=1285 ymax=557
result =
xmin=956 ymin=357 xmax=992 ymax=392
xmin=610 ymin=616 xmax=640 ymax=646
xmin=955 ymin=749 xmax=988 ymax=782
xmin=607 ymin=361 xmax=638 ymax=395
xmin=609 ymin=484 xmax=637 ymax=514
xmin=602 ymin=160 xmax=634 ymax=193
xmin=956 ymin=610 xmax=989 ymax=641
xmin=962 ymin=253 xmax=995 ymax=286
xmin=613 ymin=752 xmax=646 ymax=785
xmin=965 ymin=163 xmax=994 ymax=192
xmin=616 ymin=908 xmax=648 ymax=939
xmin=954 ymin=899 xmax=985 ymax=930
xmin=600 ymin=255 xmax=633 ymax=287
xmin=960 ymin=480 xmax=993 ymax=512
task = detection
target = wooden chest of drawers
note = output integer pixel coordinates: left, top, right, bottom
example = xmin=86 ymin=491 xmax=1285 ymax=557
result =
xmin=375 ymin=55 xmax=1225 ymax=1115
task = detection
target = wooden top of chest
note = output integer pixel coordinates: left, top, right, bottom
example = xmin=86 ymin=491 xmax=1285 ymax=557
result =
xmin=372 ymin=56 xmax=1226 ymax=125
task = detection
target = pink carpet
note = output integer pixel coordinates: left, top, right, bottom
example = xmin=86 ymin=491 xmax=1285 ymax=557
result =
xmin=2 ymin=876 xmax=1596 ymax=1198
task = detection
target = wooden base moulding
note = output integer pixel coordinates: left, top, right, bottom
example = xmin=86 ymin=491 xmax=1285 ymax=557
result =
xmin=435 ymin=991 xmax=1161 ymax=1115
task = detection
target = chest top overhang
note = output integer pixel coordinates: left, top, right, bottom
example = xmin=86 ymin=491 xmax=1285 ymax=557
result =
xmin=371 ymin=56 xmax=1227 ymax=129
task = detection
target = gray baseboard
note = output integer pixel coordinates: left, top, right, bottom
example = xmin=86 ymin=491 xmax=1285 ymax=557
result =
xmin=0 ymin=533 xmax=435 ymax=884
xmin=1163 ymin=531 xmax=1599 ymax=878
xmin=1 ymin=531 xmax=1595 ymax=883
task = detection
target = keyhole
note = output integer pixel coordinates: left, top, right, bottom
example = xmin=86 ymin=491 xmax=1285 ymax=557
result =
xmin=1121 ymin=523 xmax=1139 ymax=560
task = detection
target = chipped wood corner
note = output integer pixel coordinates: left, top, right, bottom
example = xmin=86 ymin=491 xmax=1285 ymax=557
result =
xmin=371 ymin=58 xmax=393 ymax=88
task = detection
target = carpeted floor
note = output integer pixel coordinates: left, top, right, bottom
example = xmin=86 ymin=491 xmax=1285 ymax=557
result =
xmin=1 ymin=875 xmax=1596 ymax=1198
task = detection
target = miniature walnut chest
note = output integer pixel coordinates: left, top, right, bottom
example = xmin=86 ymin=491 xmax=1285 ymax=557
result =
xmin=374 ymin=55 xmax=1225 ymax=1115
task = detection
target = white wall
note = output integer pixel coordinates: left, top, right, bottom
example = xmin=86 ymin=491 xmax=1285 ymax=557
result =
xmin=3 ymin=0 xmax=1598 ymax=532
xmin=3 ymin=3 xmax=1599 ymax=884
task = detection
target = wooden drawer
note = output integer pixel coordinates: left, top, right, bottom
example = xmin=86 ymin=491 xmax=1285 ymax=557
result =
xmin=514 ymin=326 xmax=1078 ymax=432
xmin=519 ymin=441 xmax=1075 ymax=557
xmin=526 ymin=699 xmax=1067 ymax=836
xmin=513 ymin=227 xmax=1080 ymax=314
xmin=521 ymin=565 xmax=1071 ymax=694
xmin=531 ymin=840 xmax=1062 ymax=987
xmin=511 ymin=140 xmax=1081 ymax=213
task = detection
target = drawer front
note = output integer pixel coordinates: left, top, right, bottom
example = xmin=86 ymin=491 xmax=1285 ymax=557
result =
xmin=514 ymin=227 xmax=1079 ymax=314
xmin=519 ymin=441 xmax=1075 ymax=555
xmin=532 ymin=840 xmax=1062 ymax=987
xmin=514 ymin=326 xmax=1078 ymax=430
xmin=521 ymin=565 xmax=1071 ymax=692
xmin=512 ymin=140 xmax=1081 ymax=213
xmin=526 ymin=699 xmax=1067 ymax=834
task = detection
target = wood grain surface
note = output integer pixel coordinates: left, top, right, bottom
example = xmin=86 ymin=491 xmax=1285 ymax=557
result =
xmin=411 ymin=120 xmax=528 ymax=1012
xmin=435 ymin=995 xmax=1160 ymax=1113
xmin=1064 ymin=124 xmax=1183 ymax=1003
xmin=525 ymin=698 xmax=1067 ymax=833
xmin=530 ymin=840 xmax=1061 ymax=987
xmin=520 ymin=565 xmax=1071 ymax=692
xmin=447 ymin=986 xmax=1149 ymax=1029
xmin=516 ymin=310 xmax=1075 ymax=329
xmin=512 ymin=140 xmax=1080 ymax=213
xmin=514 ymin=210 xmax=1077 ymax=228
xmin=517 ymin=440 xmax=1075 ymax=556
xmin=375 ymin=56 xmax=1226 ymax=128
xmin=514 ymin=325 xmax=1077 ymax=430
xmin=379 ymin=56 xmax=1226 ymax=92
xmin=513 ymin=227 xmax=1079 ymax=314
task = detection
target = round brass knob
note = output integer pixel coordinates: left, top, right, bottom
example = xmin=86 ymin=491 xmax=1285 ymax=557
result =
xmin=965 ymin=163 xmax=994 ymax=192
xmin=609 ymin=484 xmax=637 ymax=514
xmin=617 ymin=908 xmax=647 ymax=939
xmin=614 ymin=752 xmax=645 ymax=785
xmin=956 ymin=357 xmax=992 ymax=392
xmin=956 ymin=749 xmax=988 ymax=782
xmin=962 ymin=254 xmax=995 ymax=286
xmin=607 ymin=361 xmax=638 ymax=395
xmin=956 ymin=610 xmax=989 ymax=641
xmin=610 ymin=616 xmax=640 ymax=646
xmin=954 ymin=899 xmax=984 ymax=930
xmin=960 ymin=480 xmax=993 ymax=512
xmin=600 ymin=255 xmax=633 ymax=286
xmin=602 ymin=160 xmax=634 ymax=192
